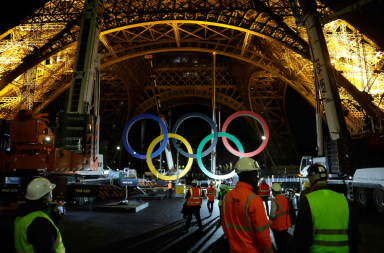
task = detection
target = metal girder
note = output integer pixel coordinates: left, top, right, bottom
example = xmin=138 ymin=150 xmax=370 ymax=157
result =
xmin=134 ymin=88 xmax=246 ymax=115
xmin=241 ymin=33 xmax=253 ymax=56
xmin=172 ymin=23 xmax=181 ymax=48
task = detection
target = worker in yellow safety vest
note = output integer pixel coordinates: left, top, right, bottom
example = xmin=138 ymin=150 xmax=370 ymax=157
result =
xmin=168 ymin=181 xmax=173 ymax=198
xmin=294 ymin=164 xmax=361 ymax=253
xmin=14 ymin=178 xmax=65 ymax=253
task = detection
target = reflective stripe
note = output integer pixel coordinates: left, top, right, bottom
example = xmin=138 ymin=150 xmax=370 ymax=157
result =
xmin=54 ymin=236 xmax=62 ymax=247
xmin=313 ymin=229 xmax=348 ymax=235
xmin=224 ymin=222 xmax=269 ymax=233
xmin=244 ymin=193 xmax=257 ymax=230
xmin=263 ymin=246 xmax=273 ymax=252
xmin=313 ymin=240 xmax=349 ymax=247
xmin=274 ymin=197 xmax=289 ymax=217
xmin=188 ymin=201 xmax=202 ymax=204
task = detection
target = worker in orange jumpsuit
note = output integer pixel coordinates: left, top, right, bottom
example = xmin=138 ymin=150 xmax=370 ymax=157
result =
xmin=222 ymin=157 xmax=273 ymax=253
xmin=269 ymin=183 xmax=291 ymax=253
xmin=206 ymin=181 xmax=217 ymax=216
xmin=258 ymin=177 xmax=271 ymax=216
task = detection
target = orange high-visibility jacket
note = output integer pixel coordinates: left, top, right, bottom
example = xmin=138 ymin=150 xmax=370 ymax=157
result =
xmin=186 ymin=187 xmax=202 ymax=206
xmin=206 ymin=186 xmax=217 ymax=201
xmin=270 ymin=194 xmax=291 ymax=231
xmin=258 ymin=182 xmax=270 ymax=196
xmin=168 ymin=183 xmax=172 ymax=189
xmin=222 ymin=181 xmax=273 ymax=253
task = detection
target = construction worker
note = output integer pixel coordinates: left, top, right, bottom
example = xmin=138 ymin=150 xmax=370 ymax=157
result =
xmin=206 ymin=181 xmax=217 ymax=216
xmin=269 ymin=183 xmax=291 ymax=253
xmin=14 ymin=178 xmax=65 ymax=252
xmin=222 ymin=180 xmax=230 ymax=192
xmin=168 ymin=181 xmax=173 ymax=198
xmin=184 ymin=179 xmax=204 ymax=232
xmin=258 ymin=177 xmax=271 ymax=216
xmin=222 ymin=157 xmax=273 ymax=253
xmin=294 ymin=164 xmax=361 ymax=253
xmin=217 ymin=184 xmax=227 ymax=220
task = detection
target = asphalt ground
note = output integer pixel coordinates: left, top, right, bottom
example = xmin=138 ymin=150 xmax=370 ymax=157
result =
xmin=0 ymin=197 xmax=383 ymax=253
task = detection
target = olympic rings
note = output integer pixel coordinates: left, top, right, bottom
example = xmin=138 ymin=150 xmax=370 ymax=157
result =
xmin=222 ymin=111 xmax=269 ymax=157
xmin=123 ymin=114 xmax=168 ymax=159
xmin=171 ymin=112 xmax=218 ymax=159
xmin=147 ymin=133 xmax=193 ymax=181
xmin=196 ymin=132 xmax=244 ymax=180
xmin=123 ymin=110 xmax=269 ymax=179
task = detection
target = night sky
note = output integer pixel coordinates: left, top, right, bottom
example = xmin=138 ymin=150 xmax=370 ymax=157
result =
xmin=0 ymin=1 xmax=382 ymax=170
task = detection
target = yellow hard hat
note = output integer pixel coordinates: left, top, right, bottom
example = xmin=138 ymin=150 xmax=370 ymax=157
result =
xmin=303 ymin=181 xmax=310 ymax=188
xmin=271 ymin=183 xmax=282 ymax=192
xmin=234 ymin=158 xmax=260 ymax=174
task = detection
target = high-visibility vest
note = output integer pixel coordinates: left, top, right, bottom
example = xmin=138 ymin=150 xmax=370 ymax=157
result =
xmin=206 ymin=186 xmax=216 ymax=201
xmin=222 ymin=181 xmax=273 ymax=253
xmin=14 ymin=211 xmax=65 ymax=253
xmin=270 ymin=194 xmax=291 ymax=231
xmin=307 ymin=190 xmax=349 ymax=253
xmin=168 ymin=183 xmax=172 ymax=189
xmin=218 ymin=190 xmax=227 ymax=207
xmin=258 ymin=182 xmax=270 ymax=196
xmin=186 ymin=187 xmax=202 ymax=206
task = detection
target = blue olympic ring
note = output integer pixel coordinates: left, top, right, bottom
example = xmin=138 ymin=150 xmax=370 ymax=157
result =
xmin=122 ymin=114 xmax=168 ymax=159
xmin=171 ymin=112 xmax=218 ymax=159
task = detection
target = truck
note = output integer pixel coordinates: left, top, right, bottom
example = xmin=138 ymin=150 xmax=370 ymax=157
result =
xmin=0 ymin=0 xmax=126 ymax=206
xmin=299 ymin=136 xmax=384 ymax=213
xmin=289 ymin=0 xmax=384 ymax=213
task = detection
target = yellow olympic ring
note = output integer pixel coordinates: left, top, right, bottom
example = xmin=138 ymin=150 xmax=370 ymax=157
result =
xmin=146 ymin=133 xmax=193 ymax=181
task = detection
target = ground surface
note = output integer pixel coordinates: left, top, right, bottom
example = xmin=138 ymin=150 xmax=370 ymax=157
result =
xmin=0 ymin=196 xmax=383 ymax=253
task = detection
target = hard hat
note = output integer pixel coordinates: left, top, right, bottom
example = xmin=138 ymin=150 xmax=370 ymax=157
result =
xmin=220 ymin=184 xmax=226 ymax=190
xmin=235 ymin=158 xmax=260 ymax=174
xmin=210 ymin=181 xmax=214 ymax=186
xmin=191 ymin=179 xmax=198 ymax=185
xmin=308 ymin=164 xmax=328 ymax=185
xmin=260 ymin=177 xmax=266 ymax=182
xmin=271 ymin=183 xmax=282 ymax=192
xmin=26 ymin=178 xmax=56 ymax=200
xmin=303 ymin=181 xmax=310 ymax=188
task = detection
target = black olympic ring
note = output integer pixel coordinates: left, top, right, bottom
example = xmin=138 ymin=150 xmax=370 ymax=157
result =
xmin=171 ymin=112 xmax=218 ymax=159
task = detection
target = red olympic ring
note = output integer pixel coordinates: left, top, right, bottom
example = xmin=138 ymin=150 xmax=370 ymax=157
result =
xmin=221 ymin=111 xmax=269 ymax=157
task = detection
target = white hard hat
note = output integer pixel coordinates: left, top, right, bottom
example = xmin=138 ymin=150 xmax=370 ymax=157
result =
xmin=191 ymin=179 xmax=198 ymax=185
xmin=271 ymin=183 xmax=282 ymax=192
xmin=260 ymin=177 xmax=266 ymax=182
xmin=220 ymin=184 xmax=226 ymax=190
xmin=26 ymin=178 xmax=56 ymax=200
xmin=235 ymin=158 xmax=260 ymax=174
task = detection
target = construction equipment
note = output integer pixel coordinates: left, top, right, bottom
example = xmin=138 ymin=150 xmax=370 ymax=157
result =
xmin=290 ymin=0 xmax=384 ymax=213
xmin=0 ymin=0 xmax=125 ymax=207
